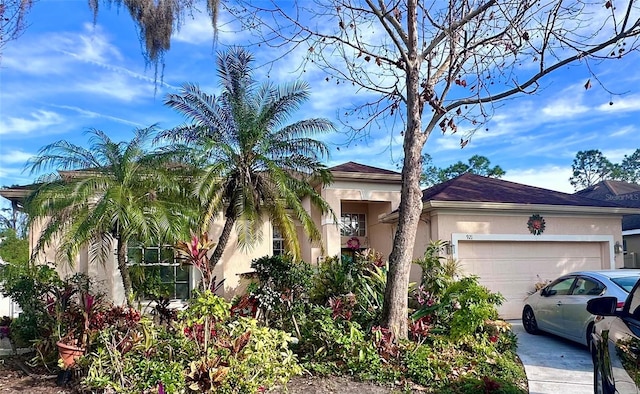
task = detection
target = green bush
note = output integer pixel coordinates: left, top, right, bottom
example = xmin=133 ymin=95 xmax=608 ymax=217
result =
xmin=250 ymin=254 xmax=313 ymax=334
xmin=83 ymin=292 xmax=302 ymax=394
xmin=83 ymin=318 xmax=194 ymax=393
xmin=296 ymin=306 xmax=386 ymax=379
xmin=0 ymin=264 xmax=60 ymax=346
xmin=219 ymin=317 xmax=302 ymax=393
xmin=403 ymin=333 xmax=527 ymax=393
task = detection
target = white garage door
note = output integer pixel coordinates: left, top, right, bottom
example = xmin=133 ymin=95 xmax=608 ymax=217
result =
xmin=457 ymin=241 xmax=605 ymax=319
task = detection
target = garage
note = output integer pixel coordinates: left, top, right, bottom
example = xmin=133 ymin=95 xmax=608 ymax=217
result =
xmin=456 ymin=240 xmax=607 ymax=319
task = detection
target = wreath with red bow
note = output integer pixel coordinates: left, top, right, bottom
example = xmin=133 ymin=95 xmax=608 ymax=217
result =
xmin=527 ymin=214 xmax=546 ymax=235
xmin=346 ymin=237 xmax=361 ymax=250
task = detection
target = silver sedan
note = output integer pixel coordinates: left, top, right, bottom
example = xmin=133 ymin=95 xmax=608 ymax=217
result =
xmin=522 ymin=270 xmax=640 ymax=346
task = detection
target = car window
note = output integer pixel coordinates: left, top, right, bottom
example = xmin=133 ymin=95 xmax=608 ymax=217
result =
xmin=572 ymin=277 xmax=604 ymax=296
xmin=626 ymin=285 xmax=640 ymax=319
xmin=611 ymin=276 xmax=640 ymax=293
xmin=547 ymin=277 xmax=575 ymax=296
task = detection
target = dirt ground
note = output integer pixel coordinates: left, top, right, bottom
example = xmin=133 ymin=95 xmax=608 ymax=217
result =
xmin=0 ymin=355 xmax=422 ymax=394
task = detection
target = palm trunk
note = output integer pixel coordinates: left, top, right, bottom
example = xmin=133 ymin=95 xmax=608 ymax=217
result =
xmin=208 ymin=206 xmax=236 ymax=274
xmin=381 ymin=0 xmax=427 ymax=340
xmin=116 ymin=236 xmax=133 ymax=306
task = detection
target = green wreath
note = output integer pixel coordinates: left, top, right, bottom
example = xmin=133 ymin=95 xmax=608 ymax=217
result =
xmin=527 ymin=214 xmax=546 ymax=235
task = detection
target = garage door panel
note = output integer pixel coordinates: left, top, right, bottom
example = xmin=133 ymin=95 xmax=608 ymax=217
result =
xmin=457 ymin=241 xmax=605 ymax=319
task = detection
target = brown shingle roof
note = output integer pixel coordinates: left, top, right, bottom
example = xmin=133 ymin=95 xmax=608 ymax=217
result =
xmin=575 ymin=180 xmax=640 ymax=202
xmin=421 ymin=173 xmax=625 ymax=207
xmin=329 ymin=161 xmax=400 ymax=176
xmin=575 ymin=180 xmax=640 ymax=231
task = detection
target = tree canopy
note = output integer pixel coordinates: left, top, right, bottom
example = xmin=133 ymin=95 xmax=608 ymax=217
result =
xmin=0 ymin=228 xmax=28 ymax=265
xmin=421 ymin=154 xmax=505 ymax=187
xmin=570 ymin=148 xmax=640 ymax=190
xmin=24 ymin=127 xmax=193 ymax=301
xmin=160 ymin=47 xmax=336 ymax=269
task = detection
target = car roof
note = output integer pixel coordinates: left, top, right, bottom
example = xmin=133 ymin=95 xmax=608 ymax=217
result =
xmin=567 ymin=270 xmax=640 ymax=279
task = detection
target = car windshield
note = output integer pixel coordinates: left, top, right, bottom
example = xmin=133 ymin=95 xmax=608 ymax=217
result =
xmin=610 ymin=276 xmax=640 ymax=292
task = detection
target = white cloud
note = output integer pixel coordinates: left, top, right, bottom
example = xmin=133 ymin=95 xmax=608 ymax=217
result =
xmin=610 ymin=125 xmax=636 ymax=137
xmin=597 ymin=95 xmax=640 ymax=113
xmin=172 ymin=9 xmax=251 ymax=45
xmin=541 ymin=96 xmax=589 ymax=118
xmin=0 ymin=150 xmax=33 ymax=165
xmin=0 ymin=111 xmax=64 ymax=135
xmin=74 ymin=74 xmax=156 ymax=102
xmin=504 ymin=166 xmax=574 ymax=193
xmin=51 ymin=105 xmax=144 ymax=127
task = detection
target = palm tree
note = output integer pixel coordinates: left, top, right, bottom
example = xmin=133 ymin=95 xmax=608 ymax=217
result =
xmin=25 ymin=127 xmax=194 ymax=302
xmin=160 ymin=47 xmax=335 ymax=269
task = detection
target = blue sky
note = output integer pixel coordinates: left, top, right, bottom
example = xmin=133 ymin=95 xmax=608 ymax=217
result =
xmin=1 ymin=1 xmax=639 ymax=202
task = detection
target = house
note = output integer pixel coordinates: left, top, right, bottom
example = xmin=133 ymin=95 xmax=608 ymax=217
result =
xmin=575 ymin=180 xmax=640 ymax=268
xmin=1 ymin=161 xmax=636 ymax=319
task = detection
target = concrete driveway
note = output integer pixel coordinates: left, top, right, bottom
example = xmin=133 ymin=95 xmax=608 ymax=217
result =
xmin=510 ymin=320 xmax=593 ymax=394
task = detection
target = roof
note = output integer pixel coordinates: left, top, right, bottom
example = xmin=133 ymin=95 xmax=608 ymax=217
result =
xmin=575 ymin=180 xmax=640 ymax=231
xmin=575 ymin=180 xmax=640 ymax=201
xmin=328 ymin=161 xmax=402 ymax=183
xmin=421 ymin=173 xmax=626 ymax=208
xmin=328 ymin=161 xmax=400 ymax=176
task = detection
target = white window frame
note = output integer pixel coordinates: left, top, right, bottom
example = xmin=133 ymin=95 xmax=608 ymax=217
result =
xmin=127 ymin=242 xmax=191 ymax=300
xmin=272 ymin=226 xmax=285 ymax=256
xmin=340 ymin=213 xmax=366 ymax=237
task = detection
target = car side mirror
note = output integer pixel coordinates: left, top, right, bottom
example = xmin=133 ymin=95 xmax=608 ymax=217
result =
xmin=541 ymin=288 xmax=556 ymax=297
xmin=587 ymin=296 xmax=618 ymax=316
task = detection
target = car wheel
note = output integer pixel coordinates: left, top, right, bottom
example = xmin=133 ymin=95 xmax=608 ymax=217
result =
xmin=522 ymin=306 xmax=539 ymax=334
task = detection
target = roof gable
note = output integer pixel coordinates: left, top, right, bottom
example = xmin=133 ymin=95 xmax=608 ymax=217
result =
xmin=575 ymin=180 xmax=640 ymax=208
xmin=421 ymin=173 xmax=624 ymax=208
xmin=328 ymin=161 xmax=400 ymax=176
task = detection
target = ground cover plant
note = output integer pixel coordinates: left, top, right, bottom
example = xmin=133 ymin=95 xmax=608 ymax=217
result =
xmin=0 ymin=243 xmax=526 ymax=393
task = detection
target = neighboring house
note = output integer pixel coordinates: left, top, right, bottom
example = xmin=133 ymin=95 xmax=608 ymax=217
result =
xmin=0 ymin=257 xmax=21 ymax=319
xmin=575 ymin=180 xmax=640 ymax=269
xmin=0 ymin=162 xmax=635 ymax=319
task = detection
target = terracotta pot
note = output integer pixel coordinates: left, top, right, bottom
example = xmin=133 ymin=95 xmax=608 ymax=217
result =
xmin=56 ymin=341 xmax=85 ymax=368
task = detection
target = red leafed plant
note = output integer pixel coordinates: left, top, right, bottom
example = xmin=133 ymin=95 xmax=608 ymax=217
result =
xmin=175 ymin=232 xmax=224 ymax=292
xmin=371 ymin=326 xmax=399 ymax=360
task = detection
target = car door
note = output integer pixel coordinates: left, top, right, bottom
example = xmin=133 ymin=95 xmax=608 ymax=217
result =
xmin=536 ymin=276 xmax=577 ymax=335
xmin=598 ymin=284 xmax=640 ymax=393
xmin=560 ymin=276 xmax=605 ymax=342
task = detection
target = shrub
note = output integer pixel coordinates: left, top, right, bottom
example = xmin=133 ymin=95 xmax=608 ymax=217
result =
xmin=250 ymin=254 xmax=313 ymax=334
xmin=219 ymin=318 xmax=303 ymax=393
xmin=83 ymin=318 xmax=194 ymax=393
xmin=296 ymin=306 xmax=385 ymax=379
xmin=83 ymin=291 xmax=302 ymax=394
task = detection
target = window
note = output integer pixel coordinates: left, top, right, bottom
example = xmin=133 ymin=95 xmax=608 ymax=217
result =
xmin=127 ymin=242 xmax=190 ymax=300
xmin=341 ymin=213 xmax=366 ymax=236
xmin=273 ymin=227 xmax=285 ymax=256
xmin=546 ymin=277 xmax=576 ymax=296
xmin=572 ymin=278 xmax=604 ymax=296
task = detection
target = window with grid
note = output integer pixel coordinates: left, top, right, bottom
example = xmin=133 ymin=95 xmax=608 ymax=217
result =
xmin=273 ymin=226 xmax=285 ymax=256
xmin=340 ymin=213 xmax=366 ymax=236
xmin=127 ymin=242 xmax=190 ymax=300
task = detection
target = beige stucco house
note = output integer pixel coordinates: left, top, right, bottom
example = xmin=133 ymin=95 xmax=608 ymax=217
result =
xmin=1 ymin=161 xmax=637 ymax=319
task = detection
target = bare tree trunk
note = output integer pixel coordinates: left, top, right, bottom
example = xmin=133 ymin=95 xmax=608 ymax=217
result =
xmin=381 ymin=0 xmax=427 ymax=340
xmin=116 ymin=237 xmax=133 ymax=306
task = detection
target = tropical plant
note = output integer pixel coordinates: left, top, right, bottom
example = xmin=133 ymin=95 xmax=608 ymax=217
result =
xmin=24 ymin=127 xmax=195 ymax=302
xmin=0 ymin=264 xmax=60 ymax=348
xmin=175 ymin=232 xmax=224 ymax=292
xmin=159 ymin=47 xmax=336 ymax=272
xmin=0 ymin=228 xmax=28 ymax=264
xmin=249 ymin=254 xmax=313 ymax=335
